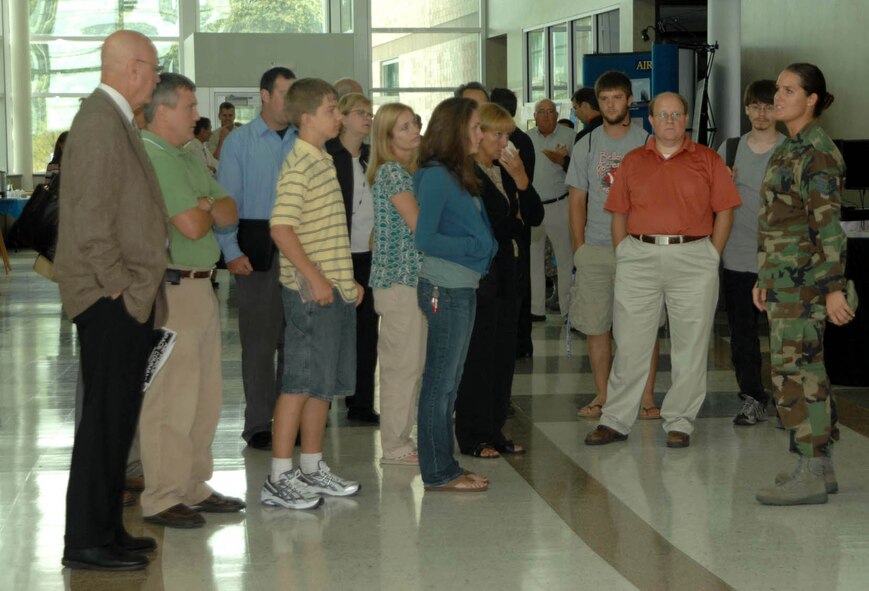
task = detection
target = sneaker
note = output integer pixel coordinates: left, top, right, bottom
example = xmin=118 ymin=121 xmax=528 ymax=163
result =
xmin=261 ymin=469 xmax=323 ymax=510
xmin=733 ymin=396 xmax=768 ymax=426
xmin=756 ymin=456 xmax=828 ymax=506
xmin=776 ymin=455 xmax=838 ymax=494
xmin=298 ymin=461 xmax=360 ymax=497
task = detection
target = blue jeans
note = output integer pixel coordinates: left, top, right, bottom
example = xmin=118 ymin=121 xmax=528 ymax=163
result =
xmin=416 ymin=278 xmax=477 ymax=486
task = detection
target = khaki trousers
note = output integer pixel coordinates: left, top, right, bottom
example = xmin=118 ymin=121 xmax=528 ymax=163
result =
xmin=140 ymin=275 xmax=222 ymax=516
xmin=600 ymin=237 xmax=719 ymax=436
xmin=373 ymin=284 xmax=427 ymax=459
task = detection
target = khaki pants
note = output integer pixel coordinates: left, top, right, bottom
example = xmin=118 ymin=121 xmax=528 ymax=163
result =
xmin=373 ymin=285 xmax=426 ymax=459
xmin=600 ymin=237 xmax=719 ymax=436
xmin=140 ymin=275 xmax=222 ymax=516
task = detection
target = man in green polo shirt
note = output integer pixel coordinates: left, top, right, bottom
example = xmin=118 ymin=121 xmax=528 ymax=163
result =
xmin=138 ymin=73 xmax=245 ymax=528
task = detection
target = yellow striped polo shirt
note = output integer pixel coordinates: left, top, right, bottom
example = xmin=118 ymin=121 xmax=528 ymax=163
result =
xmin=271 ymin=138 xmax=358 ymax=303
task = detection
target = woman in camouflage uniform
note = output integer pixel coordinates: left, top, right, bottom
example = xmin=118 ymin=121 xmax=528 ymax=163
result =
xmin=752 ymin=63 xmax=854 ymax=506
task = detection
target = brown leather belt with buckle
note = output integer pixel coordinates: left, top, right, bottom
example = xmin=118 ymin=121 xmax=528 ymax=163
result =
xmin=630 ymin=234 xmax=708 ymax=245
xmin=541 ymin=192 xmax=569 ymax=205
xmin=166 ymin=268 xmax=215 ymax=284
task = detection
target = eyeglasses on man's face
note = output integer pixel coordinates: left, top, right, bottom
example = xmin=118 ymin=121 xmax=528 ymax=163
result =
xmin=350 ymin=109 xmax=374 ymax=119
xmin=748 ymin=103 xmax=774 ymax=114
xmin=653 ymin=111 xmax=685 ymax=122
xmin=135 ymin=59 xmax=164 ymax=74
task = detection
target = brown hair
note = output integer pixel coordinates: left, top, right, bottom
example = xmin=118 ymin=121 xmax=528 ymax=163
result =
xmin=283 ymin=78 xmax=337 ymax=129
xmin=418 ymin=97 xmax=479 ymax=194
xmin=368 ymin=102 xmax=419 ymax=185
xmin=784 ymin=62 xmax=834 ymax=117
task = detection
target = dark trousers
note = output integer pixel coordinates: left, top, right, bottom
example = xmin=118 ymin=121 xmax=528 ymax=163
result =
xmin=64 ymin=297 xmax=153 ymax=549
xmin=236 ymin=255 xmax=284 ymax=441
xmin=722 ymin=269 xmax=767 ymax=403
xmin=346 ymin=252 xmax=379 ymax=412
xmin=455 ymin=294 xmax=520 ymax=452
xmin=516 ymin=231 xmax=533 ymax=356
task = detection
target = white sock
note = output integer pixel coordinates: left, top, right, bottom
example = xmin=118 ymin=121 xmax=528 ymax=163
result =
xmin=271 ymin=458 xmax=292 ymax=481
xmin=300 ymin=452 xmax=323 ymax=474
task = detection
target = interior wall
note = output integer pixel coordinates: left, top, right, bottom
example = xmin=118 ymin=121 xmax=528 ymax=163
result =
xmin=486 ymin=34 xmax=508 ymax=90
xmin=741 ymin=0 xmax=869 ymax=140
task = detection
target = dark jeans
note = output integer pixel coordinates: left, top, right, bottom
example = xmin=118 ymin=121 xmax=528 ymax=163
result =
xmin=65 ymin=297 xmax=153 ymax=549
xmin=456 ymin=294 xmax=519 ymax=452
xmin=346 ymin=252 xmax=378 ymax=412
xmin=416 ymin=278 xmax=476 ymax=486
xmin=722 ymin=269 xmax=767 ymax=404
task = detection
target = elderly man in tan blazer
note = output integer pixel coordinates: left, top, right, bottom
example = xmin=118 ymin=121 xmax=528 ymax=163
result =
xmin=55 ymin=30 xmax=168 ymax=572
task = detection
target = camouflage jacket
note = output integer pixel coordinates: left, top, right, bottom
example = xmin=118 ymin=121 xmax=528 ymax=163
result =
xmin=757 ymin=120 xmax=846 ymax=294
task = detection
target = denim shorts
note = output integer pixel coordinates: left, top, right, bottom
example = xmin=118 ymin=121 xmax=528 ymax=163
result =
xmin=280 ymin=286 xmax=356 ymax=401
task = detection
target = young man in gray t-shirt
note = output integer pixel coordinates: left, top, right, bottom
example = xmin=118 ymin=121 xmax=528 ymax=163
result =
xmin=717 ymin=79 xmax=784 ymax=426
xmin=566 ymin=71 xmax=661 ymax=421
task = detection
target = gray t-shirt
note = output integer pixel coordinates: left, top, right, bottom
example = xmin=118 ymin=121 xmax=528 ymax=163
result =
xmin=717 ymin=133 xmax=785 ymax=273
xmin=565 ymin=124 xmax=649 ymax=246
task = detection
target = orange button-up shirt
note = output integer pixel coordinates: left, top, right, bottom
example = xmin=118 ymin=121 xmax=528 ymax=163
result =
xmin=604 ymin=136 xmax=740 ymax=236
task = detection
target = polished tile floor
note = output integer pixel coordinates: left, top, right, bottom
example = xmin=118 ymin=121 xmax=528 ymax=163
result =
xmin=1 ymin=248 xmax=869 ymax=590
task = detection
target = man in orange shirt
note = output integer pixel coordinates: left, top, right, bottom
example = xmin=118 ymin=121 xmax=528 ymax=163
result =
xmin=584 ymin=92 xmax=740 ymax=448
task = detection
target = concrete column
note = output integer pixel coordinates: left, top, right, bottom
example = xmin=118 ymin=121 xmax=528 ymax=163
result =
xmin=708 ymin=0 xmax=741 ymax=150
xmin=8 ymin=0 xmax=33 ymax=189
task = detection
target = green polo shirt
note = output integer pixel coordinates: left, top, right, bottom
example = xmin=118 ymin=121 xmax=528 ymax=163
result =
xmin=142 ymin=130 xmax=224 ymax=268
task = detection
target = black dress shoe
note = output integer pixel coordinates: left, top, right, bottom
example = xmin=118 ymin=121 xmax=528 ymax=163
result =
xmin=144 ymin=503 xmax=206 ymax=529
xmin=191 ymin=492 xmax=247 ymax=513
xmin=248 ymin=431 xmax=272 ymax=450
xmin=117 ymin=532 xmax=157 ymax=553
xmin=530 ymin=314 xmax=547 ymax=322
xmin=347 ymin=408 xmax=380 ymax=424
xmin=62 ymin=546 xmax=149 ymax=571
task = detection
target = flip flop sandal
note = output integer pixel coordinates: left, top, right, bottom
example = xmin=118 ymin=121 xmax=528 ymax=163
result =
xmin=379 ymin=452 xmax=419 ymax=466
xmin=493 ymin=439 xmax=526 ymax=455
xmin=464 ymin=443 xmax=500 ymax=459
xmin=639 ymin=406 xmax=662 ymax=420
xmin=424 ymin=474 xmax=489 ymax=493
xmin=577 ymin=403 xmax=603 ymax=418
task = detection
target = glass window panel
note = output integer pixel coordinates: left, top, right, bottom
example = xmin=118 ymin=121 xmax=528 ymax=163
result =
xmin=0 ymin=5 xmax=6 ymax=174
xmin=597 ymin=9 xmax=619 ymax=54
xmin=31 ymin=41 xmax=179 ymax=96
xmin=340 ymin=0 xmax=354 ymax=33
xmin=550 ymin=24 xmax=568 ymax=101
xmin=372 ymin=32 xmax=479 ymax=90
xmin=372 ymin=91 xmax=453 ymax=134
xmin=30 ymin=0 xmax=179 ymax=37
xmin=31 ymin=97 xmax=81 ymax=172
xmin=371 ymin=0 xmax=479 ymax=29
xmin=572 ymin=17 xmax=593 ymax=88
xmin=527 ymin=29 xmax=545 ymax=102
xmin=200 ymin=0 xmax=326 ymax=33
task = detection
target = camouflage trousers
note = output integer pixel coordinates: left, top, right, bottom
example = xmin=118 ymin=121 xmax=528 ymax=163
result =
xmin=766 ymin=287 xmax=832 ymax=457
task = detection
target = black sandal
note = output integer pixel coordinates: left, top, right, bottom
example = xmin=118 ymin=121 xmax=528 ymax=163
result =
xmin=492 ymin=439 xmax=526 ymax=455
xmin=463 ymin=443 xmax=500 ymax=459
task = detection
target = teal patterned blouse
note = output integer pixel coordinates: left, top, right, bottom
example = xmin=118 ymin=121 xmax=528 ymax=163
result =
xmin=369 ymin=161 xmax=424 ymax=289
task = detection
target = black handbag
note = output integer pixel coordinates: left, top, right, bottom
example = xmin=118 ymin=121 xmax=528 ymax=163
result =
xmin=9 ymin=175 xmax=60 ymax=260
xmin=236 ymin=219 xmax=276 ymax=271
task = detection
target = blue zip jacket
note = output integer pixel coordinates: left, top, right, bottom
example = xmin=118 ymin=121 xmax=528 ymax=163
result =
xmin=413 ymin=163 xmax=497 ymax=274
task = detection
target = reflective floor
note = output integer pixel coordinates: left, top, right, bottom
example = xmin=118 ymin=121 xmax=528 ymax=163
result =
xmin=2 ymin=248 xmax=869 ymax=590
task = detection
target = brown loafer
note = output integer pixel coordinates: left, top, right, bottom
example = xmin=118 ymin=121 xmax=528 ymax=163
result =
xmin=666 ymin=431 xmax=690 ymax=448
xmin=191 ymin=492 xmax=246 ymax=513
xmin=144 ymin=503 xmax=205 ymax=529
xmin=584 ymin=425 xmax=628 ymax=446
xmin=125 ymin=477 xmax=145 ymax=492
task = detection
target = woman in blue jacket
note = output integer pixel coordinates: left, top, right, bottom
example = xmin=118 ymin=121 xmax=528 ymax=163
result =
xmin=414 ymin=97 xmax=497 ymax=492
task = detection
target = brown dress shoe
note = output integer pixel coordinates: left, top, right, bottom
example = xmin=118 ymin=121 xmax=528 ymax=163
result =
xmin=144 ymin=503 xmax=205 ymax=529
xmin=191 ymin=492 xmax=247 ymax=513
xmin=584 ymin=425 xmax=628 ymax=446
xmin=666 ymin=431 xmax=690 ymax=448
xmin=125 ymin=477 xmax=145 ymax=491
xmin=123 ymin=490 xmax=136 ymax=507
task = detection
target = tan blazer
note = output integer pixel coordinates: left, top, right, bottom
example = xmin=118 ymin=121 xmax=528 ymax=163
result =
xmin=55 ymin=88 xmax=169 ymax=323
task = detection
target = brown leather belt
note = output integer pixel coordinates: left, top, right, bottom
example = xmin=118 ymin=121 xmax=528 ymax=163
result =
xmin=168 ymin=268 xmax=214 ymax=279
xmin=630 ymin=234 xmax=708 ymax=245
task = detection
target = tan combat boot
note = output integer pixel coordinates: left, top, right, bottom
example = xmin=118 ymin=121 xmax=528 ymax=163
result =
xmin=757 ymin=456 xmax=828 ymax=506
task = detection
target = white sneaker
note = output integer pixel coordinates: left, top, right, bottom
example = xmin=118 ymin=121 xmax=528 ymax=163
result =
xmin=298 ymin=461 xmax=360 ymax=497
xmin=261 ymin=468 xmax=323 ymax=510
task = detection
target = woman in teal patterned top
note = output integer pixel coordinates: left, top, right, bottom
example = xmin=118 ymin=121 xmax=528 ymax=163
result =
xmin=368 ymin=103 xmax=425 ymax=465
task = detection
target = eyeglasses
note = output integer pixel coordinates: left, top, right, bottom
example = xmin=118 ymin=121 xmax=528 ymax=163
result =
xmin=135 ymin=59 xmax=164 ymax=74
xmin=653 ymin=112 xmax=685 ymax=122
xmin=350 ymin=109 xmax=374 ymax=119
xmin=748 ymin=103 xmax=774 ymax=114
